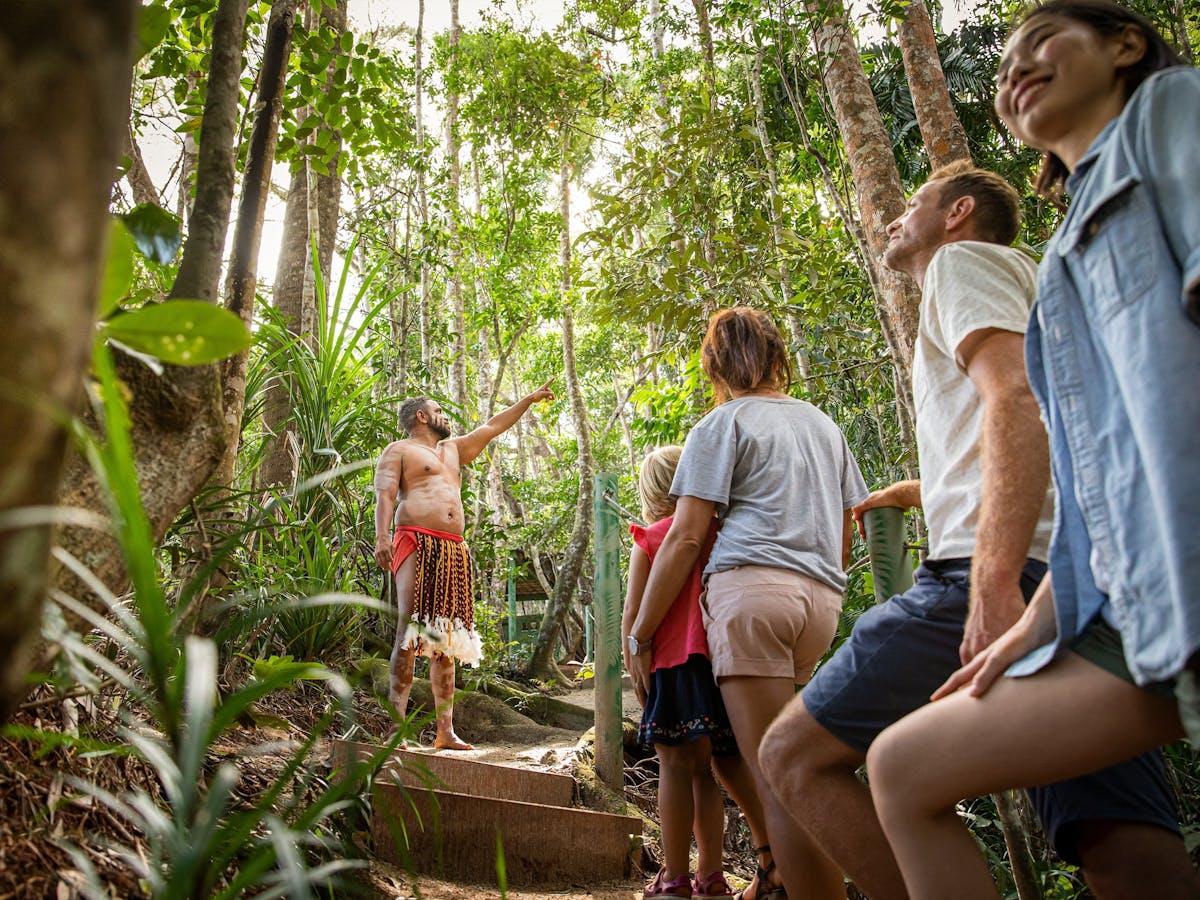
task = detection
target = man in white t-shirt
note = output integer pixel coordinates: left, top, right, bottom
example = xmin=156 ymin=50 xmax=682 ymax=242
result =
xmin=758 ymin=162 xmax=1185 ymax=899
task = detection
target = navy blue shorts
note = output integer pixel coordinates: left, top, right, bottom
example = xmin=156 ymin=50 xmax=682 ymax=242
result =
xmin=803 ymin=558 xmax=1010 ymax=754
xmin=1028 ymin=751 xmax=1181 ymax=863
xmin=802 ymin=556 xmax=1181 ymax=856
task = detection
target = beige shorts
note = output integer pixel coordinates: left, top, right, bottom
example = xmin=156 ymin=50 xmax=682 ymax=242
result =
xmin=701 ymin=565 xmax=843 ymax=683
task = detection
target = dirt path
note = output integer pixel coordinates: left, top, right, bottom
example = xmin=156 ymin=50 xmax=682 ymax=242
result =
xmin=368 ymin=864 xmax=645 ymax=899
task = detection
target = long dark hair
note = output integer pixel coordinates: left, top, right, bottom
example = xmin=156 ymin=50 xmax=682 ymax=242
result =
xmin=1013 ymin=1 xmax=1187 ymax=200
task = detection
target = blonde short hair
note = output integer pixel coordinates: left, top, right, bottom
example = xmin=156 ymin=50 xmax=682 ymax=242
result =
xmin=638 ymin=446 xmax=682 ymax=524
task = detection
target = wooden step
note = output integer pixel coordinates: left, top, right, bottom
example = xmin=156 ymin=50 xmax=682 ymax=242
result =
xmin=330 ymin=738 xmax=643 ymax=886
xmin=332 ymin=739 xmax=576 ymax=808
xmin=371 ymin=780 xmax=642 ymax=886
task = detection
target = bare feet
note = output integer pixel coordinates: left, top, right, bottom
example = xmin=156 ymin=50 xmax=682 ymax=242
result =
xmin=433 ymin=731 xmax=474 ymax=751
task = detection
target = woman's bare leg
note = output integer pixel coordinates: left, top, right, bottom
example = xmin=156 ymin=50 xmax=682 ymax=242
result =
xmin=869 ymin=652 xmax=1184 ymax=900
xmin=720 ymin=675 xmax=844 ymax=899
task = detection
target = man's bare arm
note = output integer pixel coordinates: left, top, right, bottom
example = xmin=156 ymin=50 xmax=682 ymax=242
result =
xmin=451 ymin=378 xmax=555 ymax=465
xmin=850 ymin=479 xmax=922 ymax=540
xmin=959 ymin=327 xmax=1050 ymax=663
xmin=372 ymin=443 xmax=403 ymax=570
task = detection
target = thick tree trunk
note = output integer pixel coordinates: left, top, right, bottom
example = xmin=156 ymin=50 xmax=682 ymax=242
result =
xmin=0 ymin=0 xmax=137 ymax=725
xmin=55 ymin=0 xmax=249 ymax=614
xmin=804 ymin=0 xmax=918 ymax=428
xmin=528 ymin=149 xmax=594 ymax=680
xmin=214 ymin=0 xmax=296 ymax=487
xmin=897 ymin=0 xmax=971 ymax=170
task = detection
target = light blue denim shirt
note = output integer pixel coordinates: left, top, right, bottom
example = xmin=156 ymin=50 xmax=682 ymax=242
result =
xmin=1019 ymin=67 xmax=1200 ymax=685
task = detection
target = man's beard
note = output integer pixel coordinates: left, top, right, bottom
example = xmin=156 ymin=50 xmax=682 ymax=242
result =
xmin=432 ymin=420 xmax=452 ymax=439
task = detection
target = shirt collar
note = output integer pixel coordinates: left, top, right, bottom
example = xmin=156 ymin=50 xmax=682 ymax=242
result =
xmin=1065 ymin=118 xmax=1119 ymax=196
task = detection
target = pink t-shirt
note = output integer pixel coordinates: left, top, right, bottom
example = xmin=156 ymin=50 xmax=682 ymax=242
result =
xmin=631 ymin=516 xmax=718 ymax=672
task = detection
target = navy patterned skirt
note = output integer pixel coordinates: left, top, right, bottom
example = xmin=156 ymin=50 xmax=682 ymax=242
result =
xmin=638 ymin=653 xmax=738 ymax=756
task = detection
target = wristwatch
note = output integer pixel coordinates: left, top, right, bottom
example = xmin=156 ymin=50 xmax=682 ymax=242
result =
xmin=627 ymin=633 xmax=652 ymax=656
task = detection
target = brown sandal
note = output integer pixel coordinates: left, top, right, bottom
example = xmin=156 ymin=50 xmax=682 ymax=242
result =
xmin=734 ymin=845 xmax=787 ymax=900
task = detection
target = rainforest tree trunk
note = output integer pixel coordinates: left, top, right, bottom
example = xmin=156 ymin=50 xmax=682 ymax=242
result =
xmin=804 ymin=0 xmax=918 ymax=439
xmin=897 ymin=0 xmax=972 ymax=169
xmin=528 ymin=147 xmax=594 ymax=681
xmin=215 ymin=0 xmax=297 ymax=487
xmin=445 ymin=0 xmax=467 ymax=413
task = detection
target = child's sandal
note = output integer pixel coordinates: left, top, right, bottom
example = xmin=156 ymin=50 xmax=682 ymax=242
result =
xmin=693 ymin=870 xmax=733 ymax=897
xmin=645 ymin=867 xmax=694 ymax=898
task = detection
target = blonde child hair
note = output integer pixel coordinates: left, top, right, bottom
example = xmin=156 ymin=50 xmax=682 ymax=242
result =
xmin=637 ymin=446 xmax=682 ymax=525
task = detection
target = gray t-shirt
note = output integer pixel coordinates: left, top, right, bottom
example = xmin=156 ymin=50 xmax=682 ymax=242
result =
xmin=672 ymin=397 xmax=868 ymax=591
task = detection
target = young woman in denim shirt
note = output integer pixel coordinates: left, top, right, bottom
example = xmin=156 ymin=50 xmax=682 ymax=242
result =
xmin=864 ymin=3 xmax=1200 ymax=897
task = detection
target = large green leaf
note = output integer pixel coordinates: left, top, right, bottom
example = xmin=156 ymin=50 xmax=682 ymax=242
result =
xmin=99 ymin=219 xmax=136 ymax=317
xmin=136 ymin=4 xmax=172 ymax=62
xmin=121 ymin=203 xmax=183 ymax=265
xmin=100 ymin=300 xmax=250 ymax=365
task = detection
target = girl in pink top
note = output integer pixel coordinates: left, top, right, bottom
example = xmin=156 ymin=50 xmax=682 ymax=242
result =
xmin=624 ymin=447 xmax=769 ymax=900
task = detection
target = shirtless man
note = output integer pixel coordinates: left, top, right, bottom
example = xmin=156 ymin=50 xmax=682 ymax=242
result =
xmin=373 ymin=381 xmax=554 ymax=750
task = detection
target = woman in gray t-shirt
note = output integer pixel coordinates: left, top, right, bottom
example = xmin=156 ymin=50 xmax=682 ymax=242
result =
xmin=628 ymin=307 xmax=867 ymax=899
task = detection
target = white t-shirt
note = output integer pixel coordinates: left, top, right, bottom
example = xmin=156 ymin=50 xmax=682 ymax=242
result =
xmin=671 ymin=397 xmax=868 ymax=592
xmin=913 ymin=241 xmax=1054 ymax=561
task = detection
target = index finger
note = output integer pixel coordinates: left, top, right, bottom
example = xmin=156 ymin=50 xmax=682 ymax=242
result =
xmin=540 ymin=377 xmax=556 ymax=390
xmin=931 ymin=654 xmax=985 ymax=701
xmin=851 ymin=507 xmax=868 ymax=540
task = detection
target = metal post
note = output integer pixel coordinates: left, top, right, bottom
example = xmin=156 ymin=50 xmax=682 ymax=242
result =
xmin=592 ymin=473 xmax=624 ymax=799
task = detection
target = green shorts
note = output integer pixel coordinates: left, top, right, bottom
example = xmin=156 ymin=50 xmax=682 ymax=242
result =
xmin=1071 ymin=616 xmax=1176 ymax=699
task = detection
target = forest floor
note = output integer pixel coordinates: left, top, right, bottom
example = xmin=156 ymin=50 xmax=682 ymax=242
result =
xmin=0 ymin=670 xmax=671 ymax=899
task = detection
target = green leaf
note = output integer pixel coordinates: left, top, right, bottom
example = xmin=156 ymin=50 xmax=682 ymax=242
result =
xmin=121 ymin=204 xmax=183 ymax=265
xmin=100 ymin=220 xmax=136 ymax=317
xmin=100 ymin=300 xmax=250 ymax=365
xmin=136 ymin=4 xmax=172 ymax=61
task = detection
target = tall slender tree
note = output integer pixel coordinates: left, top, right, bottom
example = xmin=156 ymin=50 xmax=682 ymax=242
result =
xmin=897 ymin=0 xmax=972 ymax=169
xmin=802 ymin=0 xmax=919 ymax=430
xmin=445 ymin=0 xmax=468 ymax=413
xmin=529 ymin=143 xmax=594 ymax=680
xmin=215 ymin=0 xmax=298 ymax=486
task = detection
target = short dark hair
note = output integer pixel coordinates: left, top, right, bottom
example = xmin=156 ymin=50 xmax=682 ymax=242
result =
xmin=929 ymin=160 xmax=1022 ymax=246
xmin=701 ymin=307 xmax=792 ymax=404
xmin=398 ymin=397 xmax=429 ymax=436
xmin=1013 ymin=1 xmax=1187 ymax=200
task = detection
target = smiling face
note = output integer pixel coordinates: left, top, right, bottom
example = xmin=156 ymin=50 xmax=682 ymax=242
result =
xmin=995 ymin=13 xmax=1143 ymax=170
xmin=883 ymin=179 xmax=950 ymax=278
